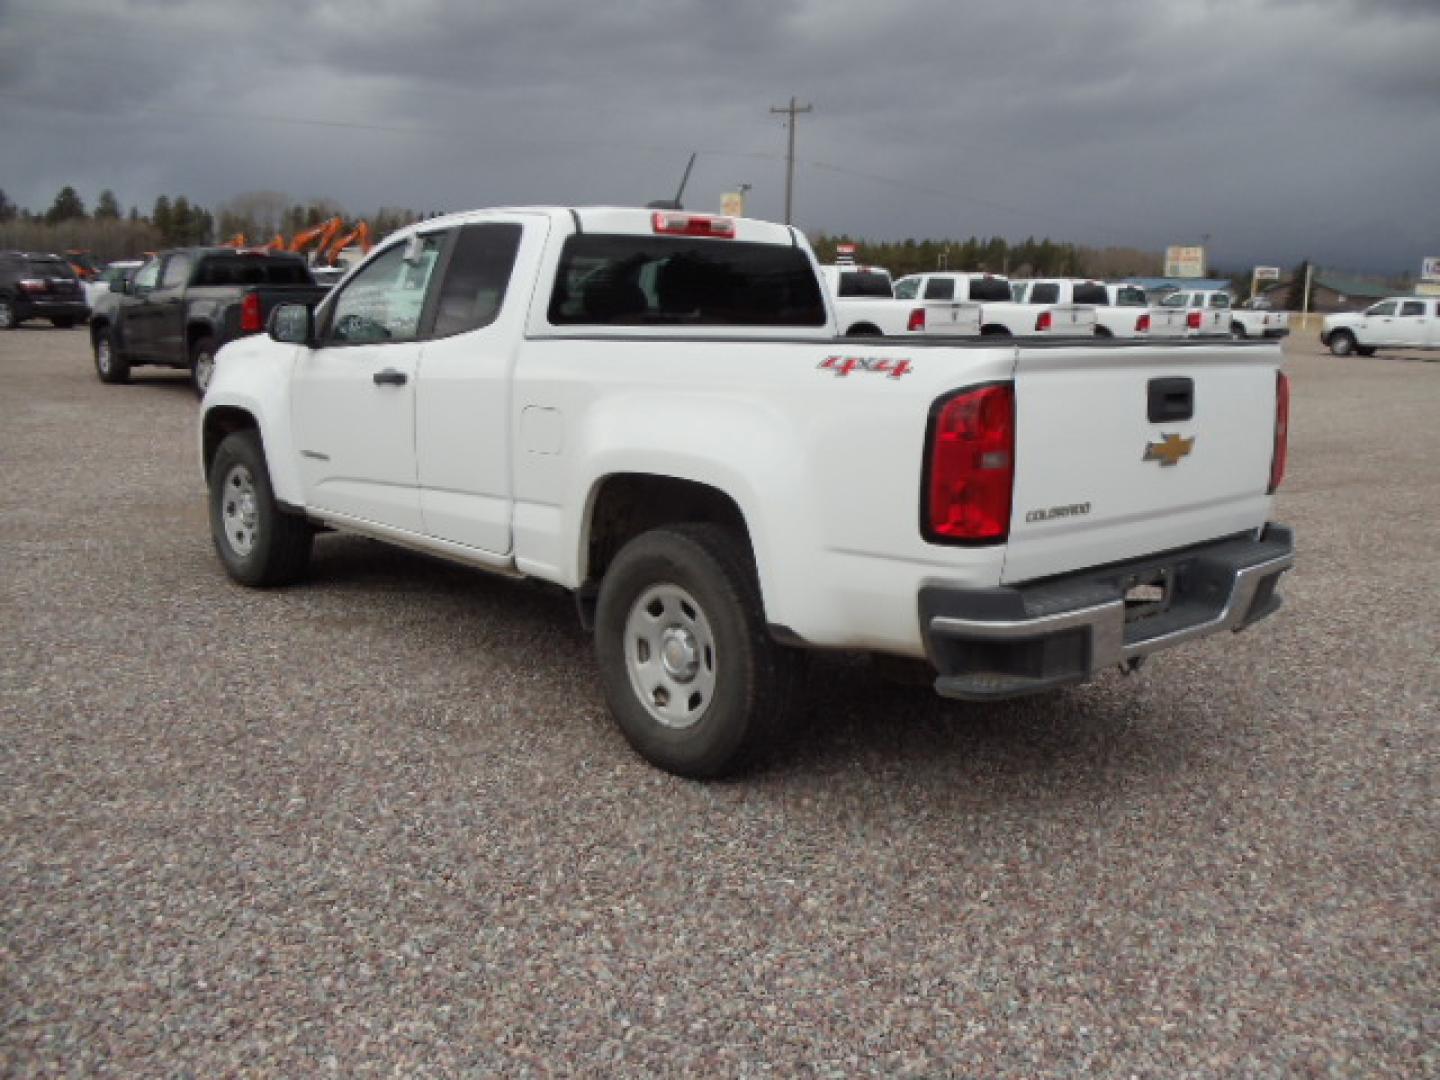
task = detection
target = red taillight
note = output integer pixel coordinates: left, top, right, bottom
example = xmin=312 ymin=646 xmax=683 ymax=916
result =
xmin=1268 ymin=371 xmax=1289 ymax=493
xmin=240 ymin=292 xmax=264 ymax=333
xmin=651 ymin=212 xmax=735 ymax=238
xmin=18 ymin=278 xmax=46 ymax=294
xmin=907 ymin=308 xmax=926 ymax=332
xmin=1035 ymin=310 xmax=1053 ymax=332
xmin=1186 ymin=310 xmax=1202 ymax=330
xmin=925 ymin=384 xmax=1015 ymax=543
xmin=1136 ymin=312 xmax=1151 ymax=333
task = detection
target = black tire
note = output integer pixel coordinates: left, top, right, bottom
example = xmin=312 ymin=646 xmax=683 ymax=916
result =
xmin=51 ymin=317 xmax=76 ymax=329
xmin=1230 ymin=322 xmax=1247 ymax=339
xmin=190 ymin=335 xmax=217 ymax=397
xmin=93 ymin=327 xmax=130 ymax=384
xmin=1094 ymin=325 xmax=1113 ymax=338
xmin=0 ymin=299 xmax=18 ymax=330
xmin=1356 ymin=346 xmax=1377 ymax=357
xmin=845 ymin=323 xmax=882 ymax=337
xmin=1329 ymin=330 xmax=1356 ymax=357
xmin=208 ymin=430 xmax=313 ymax=587
xmin=594 ymin=524 xmax=798 ymax=778
xmin=980 ymin=325 xmax=1012 ymax=338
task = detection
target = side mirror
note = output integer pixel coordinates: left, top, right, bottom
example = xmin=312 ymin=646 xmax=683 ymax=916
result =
xmin=402 ymin=234 xmax=426 ymax=265
xmin=115 ymin=278 xmax=131 ymax=295
xmin=268 ymin=303 xmax=314 ymax=345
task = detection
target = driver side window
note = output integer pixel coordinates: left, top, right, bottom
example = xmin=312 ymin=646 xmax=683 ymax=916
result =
xmin=133 ymin=259 xmax=161 ymax=290
xmin=324 ymin=234 xmax=445 ymax=346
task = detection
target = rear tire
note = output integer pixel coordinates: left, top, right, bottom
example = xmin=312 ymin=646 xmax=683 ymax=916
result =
xmin=594 ymin=524 xmax=798 ymax=778
xmin=1329 ymin=330 xmax=1356 ymax=357
xmin=93 ymin=328 xmax=130 ymax=384
xmin=190 ymin=335 xmax=217 ymax=397
xmin=1230 ymin=322 xmax=1247 ymax=339
xmin=0 ymin=300 xmax=18 ymax=329
xmin=208 ymin=431 xmax=313 ymax=587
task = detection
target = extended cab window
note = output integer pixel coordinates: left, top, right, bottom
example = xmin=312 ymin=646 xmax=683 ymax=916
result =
xmin=1030 ymin=283 xmax=1061 ymax=304
xmin=431 ymin=223 xmax=523 ymax=338
xmin=1400 ymin=301 xmax=1425 ymax=317
xmin=160 ymin=254 xmax=192 ymax=289
xmin=1160 ymin=293 xmax=1186 ymax=307
xmin=1367 ymin=302 xmax=1397 ymax=316
xmin=325 ymin=235 xmax=445 ymax=345
xmin=923 ymin=278 xmax=955 ymax=301
xmin=1114 ymin=287 xmax=1148 ymax=307
xmin=1073 ymin=283 xmax=1108 ymax=305
xmin=893 ymin=277 xmax=920 ymax=300
xmin=1209 ymin=294 xmax=1231 ymax=309
xmin=548 ymin=235 xmax=826 ymax=327
xmin=968 ymin=277 xmax=1012 ymax=302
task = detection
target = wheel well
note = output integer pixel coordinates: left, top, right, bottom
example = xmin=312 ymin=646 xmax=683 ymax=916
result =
xmin=980 ymin=324 xmax=1011 ymax=337
xmin=202 ymin=407 xmax=259 ymax=477
xmin=90 ymin=318 xmax=109 ymax=346
xmin=584 ymin=474 xmax=752 ymax=587
xmin=188 ymin=323 xmax=215 ymax=352
xmin=845 ymin=323 xmax=882 ymax=336
xmin=1094 ymin=325 xmax=1113 ymax=338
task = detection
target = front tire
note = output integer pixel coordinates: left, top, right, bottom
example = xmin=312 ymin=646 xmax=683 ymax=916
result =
xmin=190 ymin=335 xmax=217 ymax=397
xmin=1230 ymin=322 xmax=1247 ymax=339
xmin=93 ymin=328 xmax=130 ymax=383
xmin=208 ymin=431 xmax=313 ymax=586
xmin=594 ymin=524 xmax=797 ymax=778
xmin=1329 ymin=330 xmax=1356 ymax=356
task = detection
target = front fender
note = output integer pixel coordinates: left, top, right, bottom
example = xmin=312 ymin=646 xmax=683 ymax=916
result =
xmin=200 ymin=335 xmax=305 ymax=505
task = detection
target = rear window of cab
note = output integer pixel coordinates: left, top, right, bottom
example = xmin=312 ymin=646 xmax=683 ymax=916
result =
xmin=548 ymin=235 xmax=827 ymax=327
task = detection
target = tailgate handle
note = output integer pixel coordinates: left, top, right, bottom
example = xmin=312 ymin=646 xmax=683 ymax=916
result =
xmin=1148 ymin=377 xmax=1193 ymax=422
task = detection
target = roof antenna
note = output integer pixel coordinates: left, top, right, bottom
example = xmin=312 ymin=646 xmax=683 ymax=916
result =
xmin=646 ymin=152 xmax=697 ymax=211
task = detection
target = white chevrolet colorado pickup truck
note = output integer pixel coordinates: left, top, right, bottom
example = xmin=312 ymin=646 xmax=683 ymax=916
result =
xmin=201 ymin=206 xmax=1295 ymax=777
xmin=1160 ymin=289 xmax=1233 ymax=337
xmin=816 ymin=264 xmax=921 ymax=337
xmin=1012 ymin=278 xmax=1146 ymax=339
xmin=898 ymin=272 xmax=1095 ymax=337
xmin=1321 ymin=296 xmax=1440 ymax=356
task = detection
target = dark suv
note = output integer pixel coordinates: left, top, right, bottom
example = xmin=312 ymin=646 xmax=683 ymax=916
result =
xmin=0 ymin=251 xmax=90 ymax=329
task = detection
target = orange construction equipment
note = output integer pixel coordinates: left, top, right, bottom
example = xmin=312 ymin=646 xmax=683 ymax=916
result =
xmin=264 ymin=233 xmax=287 ymax=251
xmin=223 ymin=233 xmax=247 ymax=248
xmin=321 ymin=221 xmax=373 ymax=266
xmin=290 ymin=217 xmax=344 ymax=259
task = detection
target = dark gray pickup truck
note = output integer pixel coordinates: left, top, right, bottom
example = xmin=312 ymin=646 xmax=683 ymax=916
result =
xmin=89 ymin=247 xmax=329 ymax=395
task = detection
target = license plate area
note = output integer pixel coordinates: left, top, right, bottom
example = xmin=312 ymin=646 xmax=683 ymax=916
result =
xmin=1122 ymin=567 xmax=1173 ymax=622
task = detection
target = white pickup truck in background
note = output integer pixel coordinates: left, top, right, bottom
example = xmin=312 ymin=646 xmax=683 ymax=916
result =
xmin=1321 ymin=296 xmax=1440 ymax=355
xmin=1160 ymin=289 xmax=1233 ymax=337
xmin=817 ymin=263 xmax=920 ymax=336
xmin=1108 ymin=283 xmax=1188 ymax=338
xmin=1230 ymin=298 xmax=1290 ymax=340
xmin=200 ymin=206 xmax=1294 ymax=778
xmin=897 ymin=272 xmax=1096 ymax=337
xmin=1012 ymin=278 xmax=1147 ymax=338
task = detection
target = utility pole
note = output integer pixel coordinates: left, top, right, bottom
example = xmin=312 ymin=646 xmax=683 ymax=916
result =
xmin=770 ymin=96 xmax=813 ymax=225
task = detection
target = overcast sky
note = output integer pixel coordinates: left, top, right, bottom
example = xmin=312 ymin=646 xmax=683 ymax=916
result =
xmin=2 ymin=0 xmax=1437 ymax=274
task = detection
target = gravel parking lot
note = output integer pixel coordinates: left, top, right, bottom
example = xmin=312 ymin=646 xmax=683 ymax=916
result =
xmin=2 ymin=329 xmax=1435 ymax=1076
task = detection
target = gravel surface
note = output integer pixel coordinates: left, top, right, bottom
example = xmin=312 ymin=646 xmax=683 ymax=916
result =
xmin=1 ymin=329 xmax=1435 ymax=1077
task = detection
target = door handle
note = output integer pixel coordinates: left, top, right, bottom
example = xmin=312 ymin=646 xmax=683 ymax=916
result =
xmin=373 ymin=368 xmax=408 ymax=386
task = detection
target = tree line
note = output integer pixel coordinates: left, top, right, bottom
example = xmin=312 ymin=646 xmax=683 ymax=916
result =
xmin=0 ymin=185 xmax=421 ymax=263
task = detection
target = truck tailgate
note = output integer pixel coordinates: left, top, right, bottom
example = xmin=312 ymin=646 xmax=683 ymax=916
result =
xmin=1003 ymin=343 xmax=1280 ymax=584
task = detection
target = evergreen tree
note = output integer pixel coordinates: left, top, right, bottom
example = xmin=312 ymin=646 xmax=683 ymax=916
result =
xmin=152 ymin=196 xmax=173 ymax=242
xmin=45 ymin=185 xmax=87 ymax=224
xmin=95 ymin=189 xmax=122 ymax=220
xmin=0 ymin=188 xmax=16 ymax=222
xmin=1284 ymin=260 xmax=1310 ymax=311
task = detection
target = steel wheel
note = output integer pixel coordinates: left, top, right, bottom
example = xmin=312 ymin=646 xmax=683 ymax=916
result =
xmin=96 ymin=336 xmax=114 ymax=376
xmin=0 ymin=301 xmax=14 ymax=329
xmin=623 ymin=582 xmax=717 ymax=729
xmin=194 ymin=350 xmax=215 ymax=393
xmin=220 ymin=463 xmax=260 ymax=558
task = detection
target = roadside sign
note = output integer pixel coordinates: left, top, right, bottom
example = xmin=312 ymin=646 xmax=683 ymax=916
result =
xmin=1253 ymin=266 xmax=1280 ymax=281
xmin=1165 ymin=246 xmax=1205 ymax=278
xmin=1422 ymin=256 xmax=1440 ymax=281
xmin=720 ymin=191 xmax=745 ymax=217
xmin=836 ymin=243 xmax=857 ymax=266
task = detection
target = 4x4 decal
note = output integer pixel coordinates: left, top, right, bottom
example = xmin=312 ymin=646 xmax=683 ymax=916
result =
xmin=818 ymin=355 xmax=913 ymax=379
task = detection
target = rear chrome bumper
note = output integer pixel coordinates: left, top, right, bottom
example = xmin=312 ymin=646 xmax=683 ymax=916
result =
xmin=922 ymin=524 xmax=1295 ymax=700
